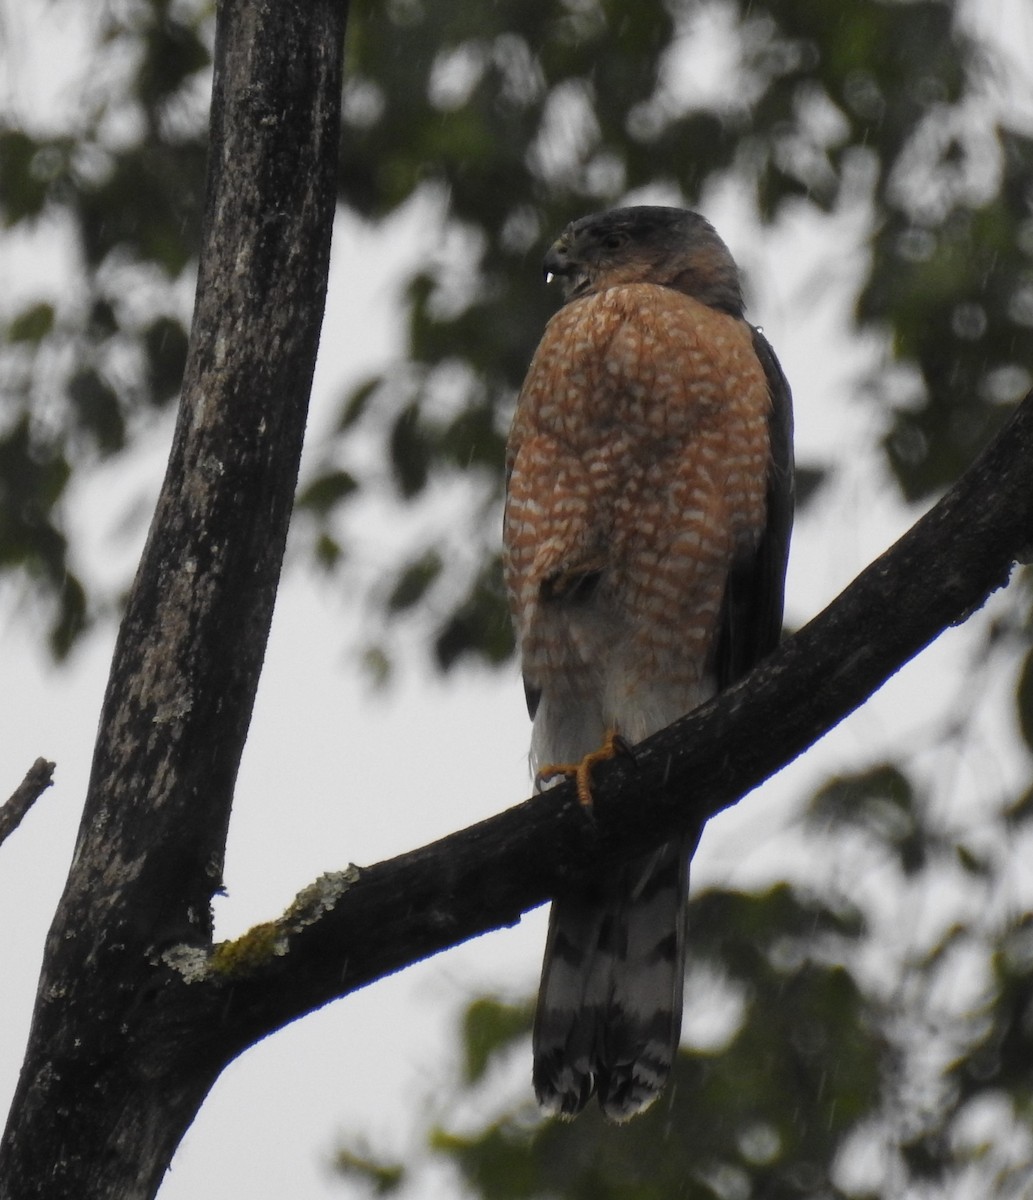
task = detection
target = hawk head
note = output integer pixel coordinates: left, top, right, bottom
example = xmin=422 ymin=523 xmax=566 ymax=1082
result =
xmin=543 ymin=205 xmax=744 ymax=316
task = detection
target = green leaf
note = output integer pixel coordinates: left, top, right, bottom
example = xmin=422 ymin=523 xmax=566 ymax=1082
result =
xmin=808 ymin=763 xmax=913 ymax=826
xmin=0 ymin=130 xmax=50 ymax=223
xmin=810 ymin=764 xmax=931 ymax=875
xmin=689 ymin=883 xmax=864 ymax=979
xmin=296 ymin=469 xmax=358 ymax=515
xmin=0 ymin=415 xmax=71 ymax=570
xmin=436 ymin=405 xmax=506 ymax=474
xmin=88 ymin=298 xmax=119 ymax=338
xmin=434 ymin=556 xmax=513 ymax=670
xmin=386 ymin=551 xmax=442 ymax=613
xmin=143 ymin=316 xmax=189 ymax=405
xmin=7 ymin=302 xmax=55 ymax=344
xmin=136 ymin=15 xmax=211 ymax=109
xmin=1004 ymin=786 xmax=1033 ymax=827
xmin=337 ymin=376 xmax=382 ymax=431
xmin=361 ymin=644 xmax=391 ymax=689
xmin=313 ymin=532 xmax=343 ymax=569
xmin=388 ymin=404 xmax=429 ymax=498
xmin=461 ymin=998 xmax=531 ymax=1084
xmin=333 ymin=1146 xmax=405 ymax=1196
xmin=948 ymin=934 xmax=1033 ymax=1105
xmin=67 ymin=369 xmax=125 ymax=454
xmin=955 ymin=843 xmax=991 ymax=876
xmin=76 ymin=142 xmax=205 ymax=275
xmin=49 ymin=574 xmax=88 ymax=661
xmin=429 ymin=1124 xmax=540 ymax=1200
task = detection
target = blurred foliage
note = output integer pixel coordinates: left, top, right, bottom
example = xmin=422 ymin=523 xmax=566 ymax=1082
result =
xmin=333 ymin=1145 xmax=406 ymax=1196
xmin=4 ymin=0 xmax=1033 ymax=1193
xmin=4 ymin=0 xmax=1032 ymax=666
xmin=0 ymin=0 xmax=205 ymax=653
xmin=338 ymin=763 xmax=1033 ymax=1199
xmin=338 ymin=880 xmax=885 ymax=1200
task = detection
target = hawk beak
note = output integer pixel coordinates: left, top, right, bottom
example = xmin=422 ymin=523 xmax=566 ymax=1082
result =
xmin=542 ymin=243 xmax=569 ymax=286
xmin=543 ymin=239 xmax=590 ymax=300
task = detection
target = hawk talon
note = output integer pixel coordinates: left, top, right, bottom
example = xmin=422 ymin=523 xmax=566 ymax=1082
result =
xmin=610 ymin=732 xmax=636 ymax=765
xmin=537 ymin=729 xmax=624 ymax=809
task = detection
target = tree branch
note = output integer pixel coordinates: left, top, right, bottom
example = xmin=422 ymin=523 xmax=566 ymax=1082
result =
xmin=0 ymin=759 xmax=55 ymax=851
xmin=173 ymin=384 xmax=1033 ymax=1060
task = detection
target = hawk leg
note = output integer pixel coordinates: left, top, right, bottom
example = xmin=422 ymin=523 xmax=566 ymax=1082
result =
xmin=536 ymin=729 xmax=631 ymax=807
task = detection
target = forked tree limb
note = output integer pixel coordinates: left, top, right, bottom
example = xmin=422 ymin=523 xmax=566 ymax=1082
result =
xmin=179 ymin=383 xmax=1033 ymax=1059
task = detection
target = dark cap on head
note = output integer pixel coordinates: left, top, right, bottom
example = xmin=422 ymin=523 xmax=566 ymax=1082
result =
xmin=543 ymin=205 xmax=744 ymax=316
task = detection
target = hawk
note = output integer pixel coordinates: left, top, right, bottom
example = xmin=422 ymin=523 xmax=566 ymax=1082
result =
xmin=503 ymin=205 xmax=794 ymax=1120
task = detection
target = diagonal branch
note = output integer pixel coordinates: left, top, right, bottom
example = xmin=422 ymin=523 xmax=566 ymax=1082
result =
xmin=0 ymin=759 xmax=55 ymax=852
xmin=178 ymin=385 xmax=1033 ymax=1057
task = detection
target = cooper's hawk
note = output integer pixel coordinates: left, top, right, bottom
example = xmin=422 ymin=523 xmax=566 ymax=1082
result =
xmin=503 ymin=205 xmax=794 ymax=1120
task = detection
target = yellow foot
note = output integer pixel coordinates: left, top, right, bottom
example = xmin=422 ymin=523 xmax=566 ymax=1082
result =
xmin=536 ymin=729 xmax=628 ymax=808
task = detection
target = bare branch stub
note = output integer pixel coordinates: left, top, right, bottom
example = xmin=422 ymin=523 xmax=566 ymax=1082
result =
xmin=0 ymin=758 xmax=55 ymax=850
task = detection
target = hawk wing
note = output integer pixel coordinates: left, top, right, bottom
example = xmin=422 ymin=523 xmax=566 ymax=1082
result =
xmin=713 ymin=327 xmax=794 ymax=685
xmin=532 ymin=330 xmax=794 ymax=1121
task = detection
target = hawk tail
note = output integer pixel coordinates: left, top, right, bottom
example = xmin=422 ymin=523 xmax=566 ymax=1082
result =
xmin=532 ymin=837 xmax=689 ymax=1121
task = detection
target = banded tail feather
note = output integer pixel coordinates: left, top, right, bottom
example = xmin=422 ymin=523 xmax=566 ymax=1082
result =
xmin=532 ymin=836 xmax=691 ymax=1121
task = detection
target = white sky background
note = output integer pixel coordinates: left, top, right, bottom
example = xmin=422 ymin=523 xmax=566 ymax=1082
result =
xmin=2 ymin=1 xmax=1033 ymax=1197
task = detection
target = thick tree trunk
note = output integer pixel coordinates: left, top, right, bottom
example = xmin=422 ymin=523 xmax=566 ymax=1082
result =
xmin=0 ymin=0 xmax=347 ymax=1195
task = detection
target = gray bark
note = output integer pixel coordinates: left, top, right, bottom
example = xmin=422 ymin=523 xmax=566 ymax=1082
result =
xmin=0 ymin=0 xmax=347 ymax=1194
